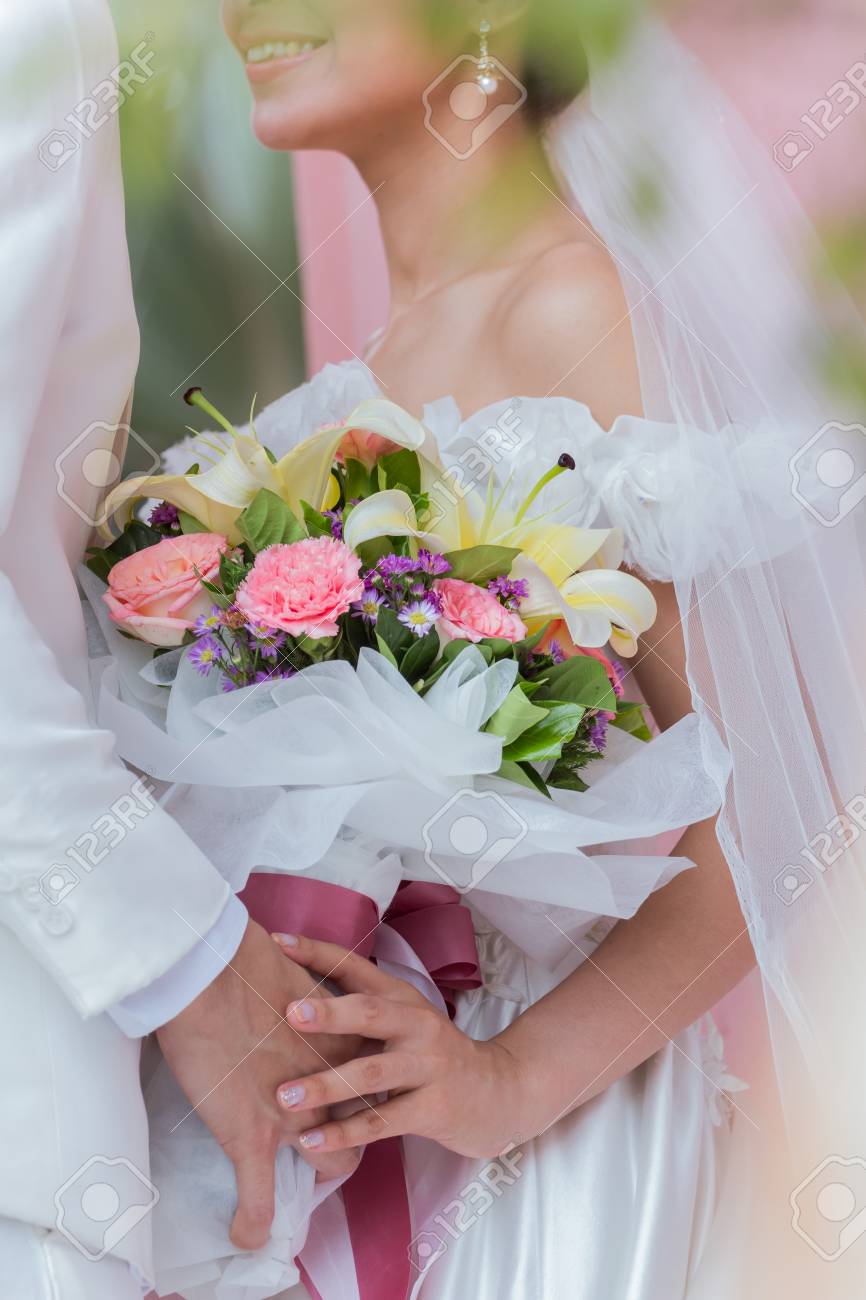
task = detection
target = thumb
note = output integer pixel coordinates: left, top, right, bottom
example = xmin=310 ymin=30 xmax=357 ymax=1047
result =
xmin=230 ymin=1147 xmax=276 ymax=1251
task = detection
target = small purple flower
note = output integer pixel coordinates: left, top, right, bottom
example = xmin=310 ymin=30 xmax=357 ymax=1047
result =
xmin=487 ymin=575 xmax=530 ymax=609
xmin=376 ymin=554 xmax=419 ymax=579
xmin=397 ymin=597 xmax=440 ymax=638
xmin=148 ymin=501 xmax=180 ymax=530
xmin=193 ymin=605 xmax=224 ymax=637
xmin=548 ymin=639 xmax=566 ymax=665
xmin=188 ymin=636 xmax=225 ymax=676
xmin=589 ymin=713 xmax=610 ymax=752
xmin=221 ymin=674 xmax=239 ymax=693
xmin=416 ymin=549 xmax=451 ymax=577
xmin=352 ymin=588 xmax=386 ymax=624
xmin=323 ymin=508 xmax=344 ymax=540
xmin=610 ymin=658 xmax=626 ymax=698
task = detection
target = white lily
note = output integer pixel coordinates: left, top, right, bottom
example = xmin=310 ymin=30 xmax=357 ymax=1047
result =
xmin=100 ymin=394 xmax=427 ymax=544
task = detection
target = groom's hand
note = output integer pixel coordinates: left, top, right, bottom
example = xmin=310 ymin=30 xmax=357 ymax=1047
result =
xmin=156 ymin=918 xmax=361 ymax=1250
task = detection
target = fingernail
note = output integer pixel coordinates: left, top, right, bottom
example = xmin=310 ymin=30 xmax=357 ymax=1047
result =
xmin=300 ymin=1130 xmax=324 ymax=1149
xmin=278 ymin=1084 xmax=306 ymax=1108
xmin=273 ymin=932 xmax=299 ymax=946
xmin=289 ymin=1000 xmax=316 ymax=1023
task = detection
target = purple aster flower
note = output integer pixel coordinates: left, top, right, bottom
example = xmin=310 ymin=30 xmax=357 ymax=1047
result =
xmin=589 ymin=713 xmax=610 ymax=752
xmin=221 ymin=674 xmax=240 ymax=693
xmin=148 ymin=501 xmax=180 ymax=530
xmin=397 ymin=597 xmax=440 ymax=638
xmin=548 ymin=639 xmax=566 ymax=665
xmin=487 ymin=575 xmax=530 ymax=609
xmin=416 ymin=549 xmax=451 ymax=577
xmin=352 ymin=588 xmax=386 ymax=623
xmin=610 ymin=658 xmax=626 ymax=698
xmin=187 ymin=636 xmax=225 ymax=676
xmin=193 ymin=605 xmax=224 ymax=637
xmin=377 ymin=554 xmax=419 ymax=579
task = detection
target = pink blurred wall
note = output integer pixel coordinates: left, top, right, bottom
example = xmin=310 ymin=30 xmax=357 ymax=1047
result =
xmin=292 ymin=0 xmax=866 ymax=375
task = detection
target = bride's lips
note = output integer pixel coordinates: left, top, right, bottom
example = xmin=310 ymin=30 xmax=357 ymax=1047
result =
xmin=239 ymin=31 xmax=330 ymax=84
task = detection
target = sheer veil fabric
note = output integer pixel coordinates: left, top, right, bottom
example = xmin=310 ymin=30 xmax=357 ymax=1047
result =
xmin=547 ymin=18 xmax=866 ymax=1293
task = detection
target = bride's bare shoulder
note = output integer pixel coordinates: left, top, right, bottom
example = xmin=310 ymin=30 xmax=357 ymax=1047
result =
xmin=495 ymin=238 xmax=643 ymax=426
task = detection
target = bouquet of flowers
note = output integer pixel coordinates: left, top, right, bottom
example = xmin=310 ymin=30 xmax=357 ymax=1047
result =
xmin=79 ymin=387 xmax=722 ymax=1298
xmin=88 ymin=387 xmax=655 ymax=798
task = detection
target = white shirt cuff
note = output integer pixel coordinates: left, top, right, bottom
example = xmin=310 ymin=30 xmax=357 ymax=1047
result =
xmin=107 ymin=894 xmax=249 ymax=1037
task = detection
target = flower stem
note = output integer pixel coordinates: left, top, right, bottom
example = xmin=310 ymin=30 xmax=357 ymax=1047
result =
xmin=514 ymin=459 xmax=573 ymax=526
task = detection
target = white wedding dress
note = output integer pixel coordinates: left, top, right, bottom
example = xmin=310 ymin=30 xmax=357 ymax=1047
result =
xmin=153 ymin=357 xmax=744 ymax=1300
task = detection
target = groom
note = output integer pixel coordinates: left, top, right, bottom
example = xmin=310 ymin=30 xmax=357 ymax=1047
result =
xmin=0 ymin=4 xmax=348 ymax=1295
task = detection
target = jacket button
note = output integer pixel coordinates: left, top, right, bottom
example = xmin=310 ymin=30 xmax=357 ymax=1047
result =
xmin=39 ymin=906 xmax=74 ymax=937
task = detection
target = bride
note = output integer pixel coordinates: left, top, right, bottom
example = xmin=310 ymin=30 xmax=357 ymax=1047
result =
xmin=152 ymin=2 xmax=866 ymax=1297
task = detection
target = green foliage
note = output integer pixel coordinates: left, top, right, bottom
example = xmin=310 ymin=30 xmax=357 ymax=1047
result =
xmin=237 ymin=489 xmax=305 ymax=552
xmin=443 ymin=545 xmax=522 ymax=584
xmin=85 ymin=520 xmax=162 ymax=580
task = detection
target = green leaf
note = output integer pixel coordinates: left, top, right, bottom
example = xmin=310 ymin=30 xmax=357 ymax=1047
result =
xmin=344 ymin=457 xmax=374 ymax=502
xmin=375 ymin=634 xmax=400 ymax=669
xmin=480 ymin=636 xmax=515 ymax=659
xmin=441 ymin=637 xmax=473 ymax=663
xmin=375 ymin=606 xmax=415 ymax=659
xmin=84 ymin=519 xmax=163 ymax=580
xmin=515 ymin=621 xmax=553 ymax=656
xmin=379 ymin=449 xmax=421 ymax=496
xmin=486 ymin=685 xmax=549 ymax=745
xmin=533 ymin=657 xmax=616 ymax=713
xmin=443 ymin=545 xmax=521 ymax=585
xmin=355 ymin=537 xmax=392 ymax=569
xmin=547 ymin=769 xmax=589 ymax=793
xmin=400 ymin=630 xmax=440 ymax=683
xmin=237 ymin=489 xmax=305 ymax=552
xmin=497 ymin=759 xmax=552 ymax=798
xmin=301 ymin=500 xmax=333 ymax=539
xmin=501 ymin=701 xmax=586 ymax=763
xmin=611 ymin=701 xmax=653 ymax=743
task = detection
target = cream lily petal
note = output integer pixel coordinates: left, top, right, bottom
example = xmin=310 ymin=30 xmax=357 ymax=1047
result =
xmin=100 ymin=473 xmax=245 ymax=542
xmin=274 ymin=399 xmax=427 ymax=514
xmin=507 ymin=523 xmax=621 ymax=588
xmin=560 ymin=569 xmax=658 ymax=648
xmin=417 ymin=454 xmax=479 ymax=551
xmin=193 ymin=436 xmax=281 ymax=507
xmin=342 ymin=489 xmax=444 ymax=552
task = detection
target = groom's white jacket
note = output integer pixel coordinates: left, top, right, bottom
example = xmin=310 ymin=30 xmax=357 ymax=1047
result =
xmin=0 ymin=1 xmax=230 ymax=1272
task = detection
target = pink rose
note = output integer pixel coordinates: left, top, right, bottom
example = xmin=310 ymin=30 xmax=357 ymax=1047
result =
xmin=435 ymin=578 xmax=528 ymax=644
xmin=335 ymin=426 xmax=400 ymax=468
xmin=236 ymin=536 xmax=364 ymax=638
xmin=103 ymin=533 xmax=228 ymax=647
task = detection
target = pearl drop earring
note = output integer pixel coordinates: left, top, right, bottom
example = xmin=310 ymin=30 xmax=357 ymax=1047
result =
xmin=476 ymin=18 xmax=499 ymax=95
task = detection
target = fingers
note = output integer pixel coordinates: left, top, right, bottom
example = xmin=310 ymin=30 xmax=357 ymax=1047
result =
xmin=295 ymin=1141 xmax=362 ymax=1181
xmin=273 ymin=933 xmax=420 ymax=1003
xmin=229 ymin=1145 xmax=276 ymax=1251
xmin=286 ymin=991 xmax=442 ymax=1043
xmin=293 ymin=1094 xmax=421 ymax=1154
xmin=277 ymin=1052 xmax=422 ymax=1113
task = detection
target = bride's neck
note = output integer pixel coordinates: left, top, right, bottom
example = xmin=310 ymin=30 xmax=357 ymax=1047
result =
xmin=349 ymin=118 xmax=560 ymax=315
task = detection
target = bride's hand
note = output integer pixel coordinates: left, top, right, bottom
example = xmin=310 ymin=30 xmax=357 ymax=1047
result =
xmin=272 ymin=933 xmax=530 ymax=1160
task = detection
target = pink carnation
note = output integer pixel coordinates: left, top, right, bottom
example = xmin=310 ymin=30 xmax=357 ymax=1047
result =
xmin=103 ymin=532 xmax=228 ymax=647
xmin=236 ymin=537 xmax=364 ymax=639
xmin=435 ymin=578 xmax=527 ymax=644
xmin=335 ymin=426 xmax=400 ymax=468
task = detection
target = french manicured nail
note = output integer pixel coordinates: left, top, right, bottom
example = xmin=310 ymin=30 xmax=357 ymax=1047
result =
xmin=300 ymin=1130 xmax=324 ymax=1149
xmin=279 ymin=1084 xmax=305 ymax=1108
xmin=273 ymin=932 xmax=299 ymax=946
xmin=289 ymin=1000 xmax=316 ymax=1023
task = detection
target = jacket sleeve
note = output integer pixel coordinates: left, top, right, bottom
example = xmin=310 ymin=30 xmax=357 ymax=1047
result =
xmin=0 ymin=0 xmax=232 ymax=1017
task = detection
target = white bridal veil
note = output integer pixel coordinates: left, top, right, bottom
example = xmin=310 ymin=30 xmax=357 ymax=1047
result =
xmin=547 ymin=17 xmax=866 ymax=1292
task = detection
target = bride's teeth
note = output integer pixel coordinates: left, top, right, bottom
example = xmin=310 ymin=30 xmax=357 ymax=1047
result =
xmin=246 ymin=38 xmax=321 ymax=64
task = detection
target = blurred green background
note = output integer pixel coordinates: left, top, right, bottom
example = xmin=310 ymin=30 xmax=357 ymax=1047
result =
xmin=109 ymin=1 xmax=306 ymax=466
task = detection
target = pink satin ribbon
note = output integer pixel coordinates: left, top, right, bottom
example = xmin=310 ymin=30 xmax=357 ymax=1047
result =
xmin=238 ymin=871 xmax=482 ymax=1300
